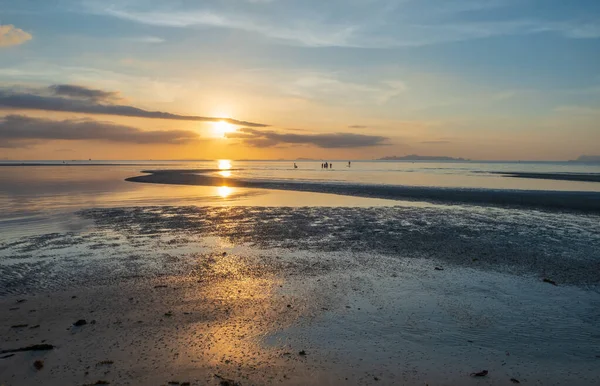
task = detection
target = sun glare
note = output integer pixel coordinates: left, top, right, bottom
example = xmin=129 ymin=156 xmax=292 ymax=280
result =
xmin=219 ymin=170 xmax=232 ymax=177
xmin=214 ymin=121 xmax=236 ymax=138
xmin=218 ymin=159 xmax=232 ymax=170
xmin=217 ymin=186 xmax=232 ymax=198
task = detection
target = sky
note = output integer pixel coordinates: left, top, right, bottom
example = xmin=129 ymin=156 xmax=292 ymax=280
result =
xmin=0 ymin=0 xmax=599 ymax=160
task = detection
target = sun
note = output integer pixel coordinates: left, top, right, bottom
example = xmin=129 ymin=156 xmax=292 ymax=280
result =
xmin=213 ymin=121 xmax=236 ymax=138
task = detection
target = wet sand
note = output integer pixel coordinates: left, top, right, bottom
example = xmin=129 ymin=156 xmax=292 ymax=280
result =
xmin=1 ymin=205 xmax=600 ymax=385
xmin=126 ymin=170 xmax=600 ymax=212
xmin=493 ymin=172 xmax=600 ymax=183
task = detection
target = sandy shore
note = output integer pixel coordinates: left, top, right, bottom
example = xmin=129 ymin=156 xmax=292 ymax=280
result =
xmin=2 ymin=205 xmax=600 ymax=385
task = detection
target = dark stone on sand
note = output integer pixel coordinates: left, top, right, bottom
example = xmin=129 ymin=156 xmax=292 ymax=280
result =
xmin=33 ymin=360 xmax=44 ymax=370
xmin=511 ymin=378 xmax=521 ymax=384
xmin=9 ymin=307 xmax=19 ymax=311
xmin=154 ymin=285 xmax=168 ymax=288
xmin=90 ymin=320 xmax=97 ymax=324
xmin=97 ymin=360 xmax=114 ymax=365
xmin=374 ymin=376 xmax=379 ymax=381
xmin=543 ymin=278 xmax=557 ymax=286
xmin=11 ymin=324 xmax=28 ymax=328
xmin=470 ymin=370 xmax=488 ymax=377
xmin=214 ymin=373 xmax=241 ymax=386
xmin=434 ymin=267 xmax=444 ymax=271
xmin=17 ymin=299 xmax=27 ymax=303
xmin=286 ymin=304 xmax=291 ymax=308
xmin=73 ymin=319 xmax=87 ymax=326
xmin=0 ymin=344 xmax=54 ymax=354
xmin=164 ymin=311 xmax=173 ymax=317
xmin=72 ymin=296 xmax=77 ymax=299
xmin=298 ymin=350 xmax=307 ymax=356
xmin=222 ymin=252 xmax=227 ymax=256
xmin=181 ymin=383 xmax=190 ymax=386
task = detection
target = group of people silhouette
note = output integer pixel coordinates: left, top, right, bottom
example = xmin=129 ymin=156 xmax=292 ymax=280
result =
xmin=292 ymin=161 xmax=351 ymax=169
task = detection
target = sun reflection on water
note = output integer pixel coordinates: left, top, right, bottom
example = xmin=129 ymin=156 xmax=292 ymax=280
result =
xmin=219 ymin=170 xmax=232 ymax=178
xmin=217 ymin=186 xmax=233 ymax=198
xmin=218 ymin=160 xmax=232 ymax=170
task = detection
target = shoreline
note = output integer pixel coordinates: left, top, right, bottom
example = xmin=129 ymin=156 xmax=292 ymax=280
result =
xmin=125 ymin=169 xmax=600 ymax=212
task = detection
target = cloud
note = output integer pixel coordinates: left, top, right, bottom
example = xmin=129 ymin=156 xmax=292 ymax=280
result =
xmin=0 ymin=25 xmax=32 ymax=47
xmin=226 ymin=128 xmax=389 ymax=148
xmin=348 ymin=125 xmax=368 ymax=129
xmin=0 ymin=85 xmax=267 ymax=127
xmin=49 ymin=84 xmax=120 ymax=102
xmin=0 ymin=114 xmax=201 ymax=148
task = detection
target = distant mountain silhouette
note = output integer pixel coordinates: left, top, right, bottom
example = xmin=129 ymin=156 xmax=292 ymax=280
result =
xmin=570 ymin=155 xmax=600 ymax=163
xmin=378 ymin=154 xmax=469 ymax=161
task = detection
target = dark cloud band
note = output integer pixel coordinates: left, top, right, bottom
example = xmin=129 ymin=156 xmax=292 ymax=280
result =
xmin=0 ymin=85 xmax=268 ymax=128
xmin=0 ymin=115 xmax=200 ymax=148
xmin=227 ymin=128 xmax=389 ymax=148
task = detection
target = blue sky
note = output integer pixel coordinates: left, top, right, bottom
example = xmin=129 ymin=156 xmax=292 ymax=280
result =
xmin=1 ymin=0 xmax=599 ymax=160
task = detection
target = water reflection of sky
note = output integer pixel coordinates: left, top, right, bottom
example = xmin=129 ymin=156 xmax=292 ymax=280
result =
xmin=0 ymin=166 xmax=400 ymax=222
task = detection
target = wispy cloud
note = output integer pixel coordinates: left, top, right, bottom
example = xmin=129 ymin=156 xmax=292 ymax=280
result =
xmin=0 ymin=25 xmax=32 ymax=47
xmin=421 ymin=140 xmax=451 ymax=144
xmin=0 ymin=85 xmax=268 ymax=127
xmin=0 ymin=114 xmax=201 ymax=148
xmin=125 ymin=36 xmax=165 ymax=43
xmin=227 ymin=128 xmax=389 ymax=148
xmin=84 ymin=1 xmax=600 ymax=48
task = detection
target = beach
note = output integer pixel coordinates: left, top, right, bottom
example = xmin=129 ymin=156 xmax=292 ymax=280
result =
xmin=1 ymin=162 xmax=600 ymax=385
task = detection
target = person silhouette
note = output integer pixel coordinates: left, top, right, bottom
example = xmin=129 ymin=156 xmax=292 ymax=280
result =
xmin=294 ymin=163 xmax=298 ymax=169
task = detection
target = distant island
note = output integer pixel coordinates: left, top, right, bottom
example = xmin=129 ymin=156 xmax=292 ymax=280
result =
xmin=570 ymin=155 xmax=600 ymax=163
xmin=378 ymin=155 xmax=469 ymax=161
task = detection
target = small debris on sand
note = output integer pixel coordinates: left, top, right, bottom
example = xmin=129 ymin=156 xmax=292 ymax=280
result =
xmin=33 ymin=360 xmax=44 ymax=370
xmin=154 ymin=285 xmax=168 ymax=288
xmin=97 ymin=360 xmax=114 ymax=365
xmin=510 ymin=378 xmax=521 ymax=384
xmin=11 ymin=324 xmax=28 ymax=328
xmin=222 ymin=252 xmax=227 ymax=256
xmin=73 ymin=319 xmax=87 ymax=326
xmin=164 ymin=311 xmax=173 ymax=317
xmin=543 ymin=278 xmax=557 ymax=286
xmin=17 ymin=299 xmax=27 ymax=303
xmin=298 ymin=350 xmax=307 ymax=356
xmin=9 ymin=307 xmax=19 ymax=311
xmin=82 ymin=381 xmax=110 ymax=385
xmin=214 ymin=373 xmax=241 ymax=386
xmin=72 ymin=295 xmax=77 ymax=299
xmin=374 ymin=376 xmax=379 ymax=381
xmin=470 ymin=370 xmax=488 ymax=377
xmin=434 ymin=267 xmax=444 ymax=271
xmin=0 ymin=344 xmax=54 ymax=354
xmin=30 ymin=324 xmax=40 ymax=329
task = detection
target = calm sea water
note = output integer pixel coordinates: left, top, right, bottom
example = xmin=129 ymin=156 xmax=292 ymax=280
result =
xmin=1 ymin=160 xmax=599 ymax=222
